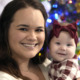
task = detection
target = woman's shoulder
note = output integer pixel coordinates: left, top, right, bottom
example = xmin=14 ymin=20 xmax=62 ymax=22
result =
xmin=0 ymin=71 xmax=22 ymax=80
xmin=39 ymin=58 xmax=51 ymax=80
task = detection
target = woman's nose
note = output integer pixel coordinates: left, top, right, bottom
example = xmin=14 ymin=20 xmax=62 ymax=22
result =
xmin=27 ymin=31 xmax=37 ymax=41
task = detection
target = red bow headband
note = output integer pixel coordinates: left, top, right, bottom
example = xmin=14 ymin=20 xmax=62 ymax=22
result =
xmin=48 ymin=20 xmax=78 ymax=46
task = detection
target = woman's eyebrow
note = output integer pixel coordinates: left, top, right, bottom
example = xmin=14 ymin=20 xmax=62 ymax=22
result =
xmin=17 ymin=24 xmax=45 ymax=29
xmin=37 ymin=26 xmax=44 ymax=28
xmin=17 ymin=24 xmax=29 ymax=27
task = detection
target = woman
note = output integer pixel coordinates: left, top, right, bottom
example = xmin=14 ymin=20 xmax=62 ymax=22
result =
xmin=0 ymin=0 xmax=50 ymax=80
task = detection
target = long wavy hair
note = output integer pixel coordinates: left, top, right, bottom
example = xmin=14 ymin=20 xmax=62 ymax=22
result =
xmin=0 ymin=0 xmax=48 ymax=79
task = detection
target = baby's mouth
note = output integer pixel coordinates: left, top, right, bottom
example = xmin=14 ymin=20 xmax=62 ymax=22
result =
xmin=58 ymin=53 xmax=66 ymax=55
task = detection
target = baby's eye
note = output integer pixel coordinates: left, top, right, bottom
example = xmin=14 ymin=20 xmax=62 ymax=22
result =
xmin=19 ymin=28 xmax=28 ymax=31
xmin=56 ymin=42 xmax=60 ymax=45
xmin=67 ymin=44 xmax=72 ymax=46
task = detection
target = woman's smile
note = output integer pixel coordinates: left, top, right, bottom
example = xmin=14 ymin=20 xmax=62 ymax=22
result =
xmin=21 ymin=43 xmax=38 ymax=49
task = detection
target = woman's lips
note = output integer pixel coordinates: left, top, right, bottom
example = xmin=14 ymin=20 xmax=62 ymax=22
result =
xmin=21 ymin=43 xmax=38 ymax=49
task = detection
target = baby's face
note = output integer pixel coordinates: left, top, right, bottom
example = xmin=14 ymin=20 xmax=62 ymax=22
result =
xmin=49 ymin=31 xmax=76 ymax=62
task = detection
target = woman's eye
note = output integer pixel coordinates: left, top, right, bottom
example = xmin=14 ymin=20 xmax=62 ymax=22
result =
xmin=56 ymin=42 xmax=60 ymax=45
xmin=19 ymin=28 xmax=28 ymax=31
xmin=36 ymin=29 xmax=44 ymax=32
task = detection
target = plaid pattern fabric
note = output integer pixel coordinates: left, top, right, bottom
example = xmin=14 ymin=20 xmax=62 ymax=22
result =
xmin=48 ymin=58 xmax=80 ymax=80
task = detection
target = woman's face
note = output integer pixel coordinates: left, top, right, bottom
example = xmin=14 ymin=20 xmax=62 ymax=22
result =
xmin=8 ymin=7 xmax=45 ymax=61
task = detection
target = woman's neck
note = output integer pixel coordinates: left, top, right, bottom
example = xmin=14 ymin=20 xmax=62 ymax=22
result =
xmin=19 ymin=61 xmax=30 ymax=73
xmin=13 ymin=56 xmax=30 ymax=74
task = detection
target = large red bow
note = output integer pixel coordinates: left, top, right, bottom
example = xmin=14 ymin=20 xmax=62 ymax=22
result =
xmin=53 ymin=20 xmax=77 ymax=38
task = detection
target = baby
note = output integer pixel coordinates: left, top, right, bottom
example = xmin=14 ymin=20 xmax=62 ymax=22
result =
xmin=48 ymin=20 xmax=80 ymax=80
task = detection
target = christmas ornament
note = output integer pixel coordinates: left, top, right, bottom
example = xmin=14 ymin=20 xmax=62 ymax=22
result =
xmin=0 ymin=0 xmax=12 ymax=15
xmin=75 ymin=2 xmax=80 ymax=13
xmin=41 ymin=1 xmax=51 ymax=13
xmin=76 ymin=42 xmax=80 ymax=57
xmin=38 ymin=53 xmax=41 ymax=56
xmin=58 ymin=0 xmax=66 ymax=5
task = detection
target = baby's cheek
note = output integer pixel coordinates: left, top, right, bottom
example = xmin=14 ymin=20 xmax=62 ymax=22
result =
xmin=67 ymin=49 xmax=75 ymax=58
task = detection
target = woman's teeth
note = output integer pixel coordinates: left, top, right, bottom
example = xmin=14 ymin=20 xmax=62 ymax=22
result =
xmin=23 ymin=44 xmax=36 ymax=47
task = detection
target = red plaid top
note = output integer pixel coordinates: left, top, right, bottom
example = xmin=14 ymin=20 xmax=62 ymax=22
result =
xmin=48 ymin=58 xmax=80 ymax=80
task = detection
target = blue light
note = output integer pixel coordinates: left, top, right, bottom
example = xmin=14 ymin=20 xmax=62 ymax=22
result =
xmin=78 ymin=55 xmax=80 ymax=60
xmin=58 ymin=11 xmax=63 ymax=15
xmin=54 ymin=13 xmax=59 ymax=20
xmin=77 ymin=23 xmax=79 ymax=25
xmin=46 ymin=18 xmax=52 ymax=27
xmin=41 ymin=48 xmax=43 ymax=51
xmin=52 ymin=4 xmax=58 ymax=8
xmin=73 ymin=10 xmax=77 ymax=14
xmin=77 ymin=21 xmax=80 ymax=26
xmin=65 ymin=11 xmax=69 ymax=16
xmin=47 ymin=19 xmax=52 ymax=23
